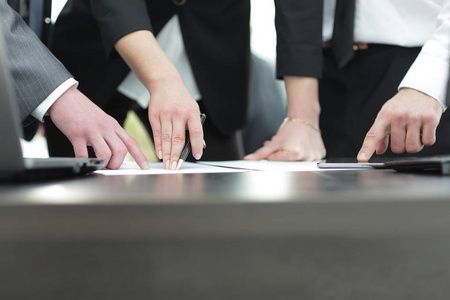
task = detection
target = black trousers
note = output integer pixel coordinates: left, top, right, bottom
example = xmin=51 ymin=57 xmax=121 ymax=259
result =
xmin=320 ymin=45 xmax=450 ymax=159
xmin=44 ymin=93 xmax=245 ymax=161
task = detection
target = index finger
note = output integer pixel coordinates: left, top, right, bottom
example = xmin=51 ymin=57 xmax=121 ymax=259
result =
xmin=357 ymin=118 xmax=390 ymax=162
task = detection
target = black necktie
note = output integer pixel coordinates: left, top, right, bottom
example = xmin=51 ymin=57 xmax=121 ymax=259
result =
xmin=28 ymin=0 xmax=44 ymax=38
xmin=332 ymin=0 xmax=356 ymax=68
xmin=7 ymin=0 xmax=44 ymax=38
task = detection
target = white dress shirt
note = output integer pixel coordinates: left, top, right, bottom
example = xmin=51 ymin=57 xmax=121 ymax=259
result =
xmin=31 ymin=78 xmax=78 ymax=122
xmin=323 ymin=0 xmax=450 ymax=109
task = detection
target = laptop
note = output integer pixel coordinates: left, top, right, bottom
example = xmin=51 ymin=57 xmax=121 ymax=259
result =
xmin=0 ymin=29 xmax=105 ymax=182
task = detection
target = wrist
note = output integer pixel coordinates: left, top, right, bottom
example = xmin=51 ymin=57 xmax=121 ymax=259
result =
xmin=284 ymin=76 xmax=321 ymax=125
xmin=287 ymin=106 xmax=321 ymax=127
xmin=48 ymin=85 xmax=78 ymax=116
xmin=146 ymin=72 xmax=183 ymax=93
xmin=283 ymin=117 xmax=321 ymax=134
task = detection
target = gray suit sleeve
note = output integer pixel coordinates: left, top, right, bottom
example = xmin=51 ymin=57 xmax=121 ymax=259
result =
xmin=0 ymin=0 xmax=72 ymax=124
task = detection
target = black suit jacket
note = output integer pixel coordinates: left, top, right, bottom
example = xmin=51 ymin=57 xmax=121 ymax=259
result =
xmin=50 ymin=0 xmax=251 ymax=136
xmin=274 ymin=0 xmax=323 ymax=79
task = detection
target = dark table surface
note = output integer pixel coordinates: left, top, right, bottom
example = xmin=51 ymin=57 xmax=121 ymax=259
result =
xmin=1 ymin=169 xmax=450 ymax=299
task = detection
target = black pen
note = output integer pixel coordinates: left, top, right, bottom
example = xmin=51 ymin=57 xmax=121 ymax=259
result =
xmin=176 ymin=113 xmax=206 ymax=170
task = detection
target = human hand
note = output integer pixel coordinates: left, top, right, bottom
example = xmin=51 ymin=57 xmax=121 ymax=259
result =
xmin=244 ymin=118 xmax=326 ymax=161
xmin=114 ymin=30 xmax=205 ymax=170
xmin=148 ymin=79 xmax=204 ymax=170
xmin=357 ymin=88 xmax=443 ymax=162
xmin=48 ymin=86 xmax=150 ymax=170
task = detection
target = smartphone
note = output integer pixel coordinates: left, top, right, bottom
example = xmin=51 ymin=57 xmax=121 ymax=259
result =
xmin=317 ymin=157 xmax=386 ymax=169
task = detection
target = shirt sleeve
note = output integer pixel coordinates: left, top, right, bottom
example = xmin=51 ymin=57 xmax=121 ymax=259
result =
xmin=31 ymin=78 xmax=78 ymax=122
xmin=274 ymin=0 xmax=324 ymax=79
xmin=399 ymin=1 xmax=450 ymax=110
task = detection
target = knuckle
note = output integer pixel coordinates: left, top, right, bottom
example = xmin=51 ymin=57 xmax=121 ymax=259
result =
xmin=422 ymin=114 xmax=438 ymax=126
xmin=162 ymin=132 xmax=172 ymax=143
xmin=391 ymin=145 xmax=404 ymax=154
xmin=377 ymin=109 xmax=389 ymax=119
xmin=152 ymin=129 xmax=161 ymax=139
xmin=107 ymin=115 xmax=119 ymax=125
xmin=69 ymin=127 xmax=86 ymax=140
xmin=148 ymin=110 xmax=158 ymax=121
xmin=422 ymin=135 xmax=436 ymax=146
xmin=187 ymin=107 xmax=200 ymax=118
xmin=124 ymin=134 xmax=139 ymax=147
xmin=391 ymin=111 xmax=406 ymax=124
xmin=96 ymin=149 xmax=112 ymax=160
xmin=172 ymin=108 xmax=184 ymax=119
xmin=365 ymin=130 xmax=378 ymax=140
xmin=407 ymin=114 xmax=420 ymax=125
xmin=377 ymin=107 xmax=393 ymax=120
xmin=161 ymin=109 xmax=172 ymax=119
xmin=405 ymin=143 xmax=419 ymax=153
xmin=189 ymin=127 xmax=203 ymax=137
xmin=115 ymin=146 xmax=128 ymax=158
xmin=97 ymin=123 xmax=111 ymax=133
xmin=172 ymin=134 xmax=185 ymax=144
xmin=107 ymin=163 xmax=120 ymax=170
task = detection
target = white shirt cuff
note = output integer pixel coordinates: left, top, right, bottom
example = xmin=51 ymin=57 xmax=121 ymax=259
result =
xmin=398 ymin=40 xmax=450 ymax=111
xmin=31 ymin=78 xmax=79 ymax=122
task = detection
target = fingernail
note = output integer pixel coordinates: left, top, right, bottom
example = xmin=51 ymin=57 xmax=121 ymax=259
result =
xmin=244 ymin=154 xmax=253 ymax=160
xmin=358 ymin=152 xmax=366 ymax=161
xmin=158 ymin=150 xmax=162 ymax=159
xmin=203 ymin=140 xmax=206 ymax=148
xmin=171 ymin=161 xmax=177 ymax=170
xmin=194 ymin=153 xmax=202 ymax=160
xmin=143 ymin=161 xmax=150 ymax=170
xmin=164 ymin=160 xmax=170 ymax=170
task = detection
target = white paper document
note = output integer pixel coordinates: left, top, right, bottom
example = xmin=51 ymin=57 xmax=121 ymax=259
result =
xmin=96 ymin=160 xmax=363 ymax=176
xmin=198 ymin=160 xmax=322 ymax=172
xmin=199 ymin=160 xmax=368 ymax=172
xmin=95 ymin=161 xmax=247 ymax=176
